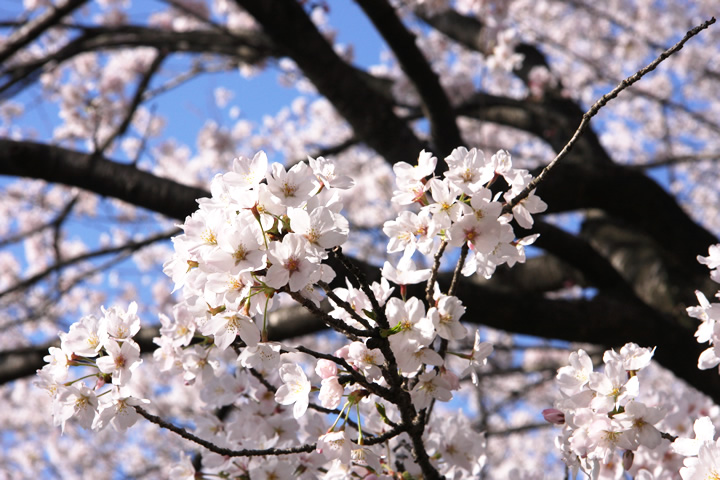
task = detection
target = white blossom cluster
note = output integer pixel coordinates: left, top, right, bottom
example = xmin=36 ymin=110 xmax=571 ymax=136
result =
xmin=669 ymin=244 xmax=720 ymax=478
xmin=548 ymin=344 xmax=665 ymax=477
xmin=673 ymin=415 xmax=720 ymax=480
xmin=36 ymin=148 xmax=551 ymax=478
xmin=35 ymin=302 xmax=148 ymax=434
xmin=544 ymin=245 xmax=720 ymax=479
xmin=160 ymin=151 xmax=352 ymax=355
xmin=689 ymin=244 xmax=720 ymax=370
xmin=384 ymin=147 xmax=545 ymax=280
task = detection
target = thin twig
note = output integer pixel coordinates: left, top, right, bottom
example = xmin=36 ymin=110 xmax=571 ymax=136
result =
xmin=448 ymin=244 xmax=469 ymax=296
xmin=286 ymin=290 xmax=373 ymax=340
xmin=329 ymin=247 xmax=388 ymax=329
xmin=318 ymin=280 xmax=373 ymax=330
xmin=293 ymin=344 xmax=393 ymax=399
xmin=96 ymin=51 xmax=167 ymax=153
xmin=135 ymin=406 xmax=316 ymax=457
xmin=0 ymin=228 xmax=178 ymax=299
xmin=502 ymin=16 xmax=716 ymax=215
xmin=425 ymin=240 xmax=447 ymax=305
xmin=631 ymin=152 xmax=720 ymax=170
xmin=0 ymin=249 xmax=138 ymax=333
xmin=0 ymin=0 xmax=89 ymax=65
xmin=485 ymin=422 xmax=553 ymax=437
xmin=136 ymin=405 xmax=405 ymax=455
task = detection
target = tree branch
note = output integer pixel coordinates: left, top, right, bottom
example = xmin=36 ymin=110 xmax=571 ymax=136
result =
xmin=0 ymin=228 xmax=177 ymax=300
xmin=234 ymin=0 xmax=426 ymax=165
xmin=0 ymin=139 xmax=209 ymax=221
xmin=135 ymin=406 xmax=317 ymax=457
xmin=356 ymin=0 xmax=462 ymax=157
xmin=0 ymin=0 xmax=89 ymax=65
xmin=96 ymin=50 xmax=167 ymax=153
xmin=503 ymin=16 xmax=717 ymax=214
xmin=1 ymin=25 xmax=275 ymax=98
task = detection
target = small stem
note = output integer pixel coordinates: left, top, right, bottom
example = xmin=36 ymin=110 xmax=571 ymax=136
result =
xmin=330 ymin=247 xmax=389 ymax=329
xmin=425 ymin=239 xmax=447 ymax=304
xmin=356 ymin=402 xmax=363 ymax=445
xmin=319 ymin=281 xmax=373 ymax=330
xmin=135 ymin=406 xmax=316 ymax=457
xmin=286 ymin=290 xmax=373 ymax=340
xmin=449 ymin=244 xmax=469 ymax=296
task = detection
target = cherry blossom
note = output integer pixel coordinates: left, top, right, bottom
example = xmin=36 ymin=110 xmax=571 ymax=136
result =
xmin=462 ymin=330 xmax=494 ymax=386
xmin=428 ymin=294 xmax=468 ymax=340
xmin=201 ymin=312 xmax=260 ymax=350
xmin=95 ymin=338 xmax=142 ymax=386
xmin=274 ymin=363 xmax=311 ymax=419
xmin=19 ymin=4 xmax=717 ymax=469
xmin=411 ymin=370 xmax=453 ymax=410
xmin=54 ymin=385 xmax=98 ymax=432
xmin=266 ymin=161 xmax=318 ymax=208
xmin=265 ymin=233 xmax=322 ymax=292
xmin=92 ymin=389 xmax=148 ymax=433
xmin=316 ymin=430 xmax=352 ymax=464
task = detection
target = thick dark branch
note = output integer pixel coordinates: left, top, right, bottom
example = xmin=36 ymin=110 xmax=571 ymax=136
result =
xmin=529 ymin=221 xmax=638 ymax=299
xmin=6 ymin=251 xmax=720 ymax=406
xmin=0 ymin=300 xmax=339 ymax=385
xmin=234 ymin=0 xmax=426 ymax=165
xmin=449 ymin=277 xmax=720 ymax=404
xmin=579 ymin=214 xmax=715 ymax=314
xmin=0 ymin=139 xmax=209 ymax=221
xmin=416 ymin=9 xmax=487 ymax=52
xmin=536 ymin=162 xmax=718 ymax=271
xmin=476 ymin=254 xmax=583 ymax=294
xmin=66 ymin=25 xmax=273 ymax=58
xmin=418 ymin=8 xmax=550 ymax=86
xmin=0 ymin=344 xmax=48 ymax=384
xmin=1 ymin=25 xmax=275 ymax=98
xmin=356 ymin=0 xmax=462 ymax=157
xmin=0 ymin=139 xmax=714 ymax=336
xmin=456 ymin=92 xmax=613 ymax=166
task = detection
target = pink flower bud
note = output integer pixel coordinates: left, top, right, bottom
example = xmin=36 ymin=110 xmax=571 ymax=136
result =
xmin=441 ymin=368 xmax=460 ymax=391
xmin=542 ymin=408 xmax=565 ymax=425
xmin=335 ymin=345 xmax=350 ymax=359
xmin=315 ymin=359 xmax=338 ymax=379
xmin=622 ymin=450 xmax=634 ymax=470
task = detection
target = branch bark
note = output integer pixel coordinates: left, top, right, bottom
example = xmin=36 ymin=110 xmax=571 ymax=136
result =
xmin=0 ymin=139 xmax=208 ymax=221
xmin=1 ymin=25 xmax=275 ymax=98
xmin=234 ymin=0 xmax=426 ymax=165
xmin=356 ymin=0 xmax=462 ymax=157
